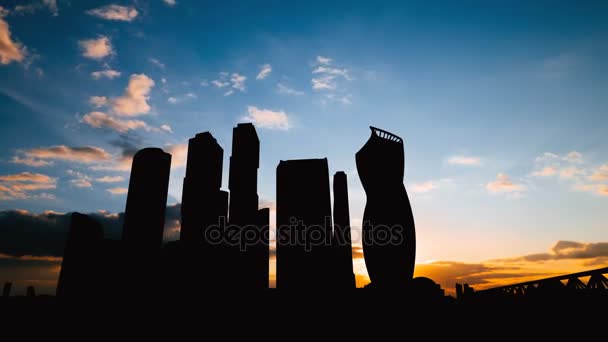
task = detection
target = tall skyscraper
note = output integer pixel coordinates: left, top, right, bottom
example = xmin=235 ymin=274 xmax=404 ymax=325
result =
xmin=122 ymin=148 xmax=172 ymax=252
xmin=180 ymin=132 xmax=228 ymax=245
xmin=228 ymin=123 xmax=269 ymax=289
xmin=276 ymin=158 xmax=333 ymax=289
xmin=2 ymin=282 xmax=11 ymax=297
xmin=56 ymin=213 xmax=104 ymax=298
xmin=333 ymin=171 xmax=356 ymax=289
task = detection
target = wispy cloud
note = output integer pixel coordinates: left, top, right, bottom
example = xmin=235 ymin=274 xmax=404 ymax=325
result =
xmin=10 ymin=156 xmax=52 ymax=167
xmin=411 ymin=181 xmax=437 ymax=194
xmin=89 ymin=96 xmax=108 ymax=108
xmin=87 ymin=4 xmax=138 ymax=22
xmin=316 ymin=56 xmax=332 ymax=65
xmin=112 ymin=74 xmax=155 ymax=116
xmin=242 ymin=106 xmax=290 ymax=130
xmin=106 ymin=187 xmax=128 ymax=195
xmin=13 ymin=1 xmax=58 ymax=16
xmin=0 ymin=16 xmax=26 ymax=64
xmin=0 ymin=172 xmax=57 ymax=200
xmin=486 ymin=173 xmax=525 ymax=197
xmin=447 ymin=155 xmax=482 ymax=166
xmin=14 ymin=145 xmax=111 ymax=165
xmin=211 ymin=72 xmax=246 ymax=96
xmin=276 ymin=83 xmax=304 ymax=96
xmin=91 ymin=69 xmax=121 ymax=80
xmin=162 ymin=0 xmax=177 ymax=7
xmin=82 ymin=111 xmax=148 ymax=133
xmin=148 ymin=57 xmax=165 ymax=69
xmin=256 ymin=64 xmax=272 ymax=80
xmin=531 ymin=166 xmax=557 ymax=177
xmin=575 ymin=183 xmax=608 ymax=197
xmin=311 ymin=55 xmax=353 ymax=91
xmin=96 ymin=175 xmax=124 ymax=183
xmin=590 ymin=163 xmax=608 ymax=181
xmin=67 ymin=169 xmax=92 ymax=188
xmin=79 ymin=36 xmax=113 ymax=60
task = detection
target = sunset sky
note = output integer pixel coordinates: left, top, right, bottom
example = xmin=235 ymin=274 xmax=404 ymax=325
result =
xmin=1 ymin=0 xmax=607 ymax=295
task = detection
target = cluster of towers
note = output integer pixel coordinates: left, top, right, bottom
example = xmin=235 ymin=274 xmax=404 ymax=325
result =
xmin=56 ymin=123 xmax=356 ymax=298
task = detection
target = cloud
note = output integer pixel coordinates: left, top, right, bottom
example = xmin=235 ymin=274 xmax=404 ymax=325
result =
xmin=316 ymin=56 xmax=332 ymax=65
xmin=12 ymin=1 xmax=58 ymax=16
xmin=89 ymin=96 xmax=108 ymax=108
xmin=91 ymin=69 xmax=121 ymax=80
xmin=575 ymin=183 xmax=608 ymax=197
xmin=559 ymin=167 xmax=585 ymax=179
xmin=311 ymin=56 xmax=352 ymax=92
xmin=66 ymin=169 xmax=92 ymax=188
xmin=79 ymin=36 xmax=113 ymax=60
xmin=0 ymin=172 xmax=57 ymax=200
xmin=411 ymin=181 xmax=437 ymax=194
xmin=112 ymin=74 xmax=155 ymax=116
xmin=0 ymin=6 xmax=9 ymax=18
xmin=149 ymin=57 xmax=165 ymax=69
xmin=499 ymin=241 xmax=608 ymax=263
xmin=256 ymin=64 xmax=272 ymax=80
xmin=163 ymin=0 xmax=177 ymax=6
xmin=10 ymin=156 xmax=52 ymax=167
xmin=43 ymin=0 xmax=58 ymax=15
xmin=277 ymin=83 xmax=304 ymax=96
xmin=82 ymin=111 xmax=148 ymax=133
xmin=16 ymin=145 xmax=111 ymax=165
xmin=87 ymin=4 xmax=138 ymax=21
xmin=211 ymin=72 xmax=246 ymax=96
xmin=563 ymin=151 xmax=582 ymax=163
xmin=535 ymin=152 xmax=559 ymax=163
xmin=96 ymin=176 xmax=124 ymax=183
xmin=165 ymin=143 xmax=188 ymax=169
xmin=168 ymin=97 xmax=177 ymax=104
xmin=242 ymin=106 xmax=290 ymax=130
xmin=531 ymin=166 xmax=557 ymax=177
xmin=0 ymin=17 xmax=26 ymax=64
xmin=447 ymin=155 xmax=482 ymax=166
xmin=106 ymin=187 xmax=128 ymax=195
xmin=590 ymin=163 xmax=608 ymax=181
xmin=486 ymin=173 xmax=525 ymax=194
xmin=160 ymin=124 xmax=173 ymax=133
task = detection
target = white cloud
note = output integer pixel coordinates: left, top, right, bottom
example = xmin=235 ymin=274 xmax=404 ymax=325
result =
xmin=107 ymin=187 xmax=128 ymax=195
xmin=163 ymin=0 xmax=177 ymax=6
xmin=89 ymin=96 xmax=108 ymax=108
xmin=0 ymin=6 xmax=9 ymax=18
xmin=79 ymin=36 xmax=113 ymax=60
xmin=317 ymin=56 xmax=332 ymax=65
xmin=70 ymin=178 xmax=92 ymax=188
xmin=277 ymin=83 xmax=304 ymax=96
xmin=242 ymin=106 xmax=290 ymax=130
xmin=82 ymin=111 xmax=148 ymax=133
xmin=42 ymin=0 xmax=58 ymax=16
xmin=312 ymin=75 xmax=336 ymax=91
xmin=167 ymin=97 xmax=177 ymax=104
xmin=160 ymin=124 xmax=173 ymax=133
xmin=96 ymin=175 xmax=124 ymax=183
xmin=312 ymin=66 xmax=352 ymax=80
xmin=559 ymin=167 xmax=585 ymax=179
xmin=256 ymin=64 xmax=272 ymax=80
xmin=535 ymin=152 xmax=559 ymax=163
xmin=87 ymin=4 xmax=138 ymax=21
xmin=531 ymin=166 xmax=557 ymax=177
xmin=411 ymin=181 xmax=437 ymax=194
xmin=112 ymin=74 xmax=155 ymax=116
xmin=448 ymin=155 xmax=482 ymax=166
xmin=149 ymin=57 xmax=165 ymax=69
xmin=486 ymin=173 xmax=525 ymax=195
xmin=563 ymin=151 xmax=582 ymax=163
xmin=0 ymin=17 xmax=26 ymax=64
xmin=91 ymin=69 xmax=121 ymax=80
xmin=211 ymin=72 xmax=246 ymax=95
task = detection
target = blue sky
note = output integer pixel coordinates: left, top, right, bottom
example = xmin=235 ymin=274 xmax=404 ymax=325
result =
xmin=1 ymin=0 xmax=608 ymax=290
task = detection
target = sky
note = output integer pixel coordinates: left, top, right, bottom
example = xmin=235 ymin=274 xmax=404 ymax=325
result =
xmin=0 ymin=0 xmax=607 ymax=295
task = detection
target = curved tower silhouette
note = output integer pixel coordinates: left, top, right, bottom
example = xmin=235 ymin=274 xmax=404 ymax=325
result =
xmin=356 ymin=126 xmax=415 ymax=288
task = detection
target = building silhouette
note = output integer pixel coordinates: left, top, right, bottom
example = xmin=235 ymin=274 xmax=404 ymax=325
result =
xmin=276 ymin=158 xmax=333 ymax=289
xmin=180 ymin=132 xmax=228 ymax=245
xmin=228 ymin=123 xmax=269 ymax=289
xmin=122 ymin=148 xmax=172 ymax=252
xmin=2 ymin=282 xmax=12 ymax=297
xmin=332 ymin=171 xmax=356 ymax=289
xmin=356 ymin=126 xmax=416 ymax=288
xmin=56 ymin=212 xmax=104 ymax=298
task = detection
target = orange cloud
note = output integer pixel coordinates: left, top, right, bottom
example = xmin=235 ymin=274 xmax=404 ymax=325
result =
xmin=0 ymin=172 xmax=57 ymax=200
xmin=486 ymin=173 xmax=525 ymax=194
xmin=18 ymin=145 xmax=111 ymax=164
xmin=112 ymin=74 xmax=155 ymax=116
xmin=0 ymin=17 xmax=26 ymax=64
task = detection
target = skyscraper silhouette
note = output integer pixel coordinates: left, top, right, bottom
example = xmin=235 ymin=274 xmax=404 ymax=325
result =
xmin=333 ymin=171 xmax=356 ymax=289
xmin=122 ymin=148 xmax=172 ymax=252
xmin=180 ymin=132 xmax=228 ymax=245
xmin=2 ymin=282 xmax=12 ymax=297
xmin=228 ymin=123 xmax=269 ymax=289
xmin=276 ymin=158 xmax=333 ymax=289
xmin=56 ymin=212 xmax=104 ymax=298
xmin=356 ymin=127 xmax=416 ymax=288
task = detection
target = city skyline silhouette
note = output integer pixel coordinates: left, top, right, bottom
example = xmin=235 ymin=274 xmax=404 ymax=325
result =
xmin=1 ymin=1 xmax=607 ymax=302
